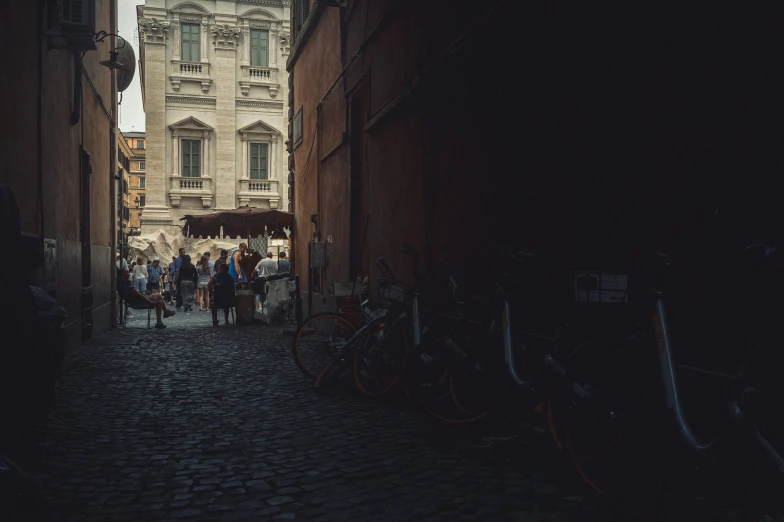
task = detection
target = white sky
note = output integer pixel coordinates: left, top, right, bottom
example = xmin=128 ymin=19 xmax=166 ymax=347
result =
xmin=118 ymin=0 xmax=145 ymax=133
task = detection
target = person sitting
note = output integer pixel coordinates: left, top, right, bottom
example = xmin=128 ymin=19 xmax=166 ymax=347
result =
xmin=209 ymin=263 xmax=236 ymax=326
xmin=117 ymin=268 xmax=176 ymax=329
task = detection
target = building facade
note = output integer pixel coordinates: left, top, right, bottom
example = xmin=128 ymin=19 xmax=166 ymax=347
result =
xmin=1 ymin=0 xmax=119 ymax=351
xmin=137 ymin=0 xmax=290 ymax=235
xmin=123 ymin=131 xmax=147 ymax=230
xmin=118 ymin=130 xmax=133 ymax=242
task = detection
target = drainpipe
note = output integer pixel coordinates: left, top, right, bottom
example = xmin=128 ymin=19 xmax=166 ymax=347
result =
xmin=37 ymin=0 xmax=45 ymax=251
xmin=109 ymin=0 xmax=119 ymax=328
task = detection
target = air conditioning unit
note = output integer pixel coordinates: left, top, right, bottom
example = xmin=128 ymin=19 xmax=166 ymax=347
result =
xmin=61 ymin=0 xmax=95 ymax=34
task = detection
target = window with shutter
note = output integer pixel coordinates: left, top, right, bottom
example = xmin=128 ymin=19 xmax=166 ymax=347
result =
xmin=181 ymin=23 xmax=200 ymax=62
xmin=250 ymin=29 xmax=269 ymax=67
xmin=182 ymin=140 xmax=201 ymax=177
xmin=249 ymin=143 xmax=268 ymax=180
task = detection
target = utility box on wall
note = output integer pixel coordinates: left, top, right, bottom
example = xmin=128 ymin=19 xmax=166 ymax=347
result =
xmin=309 ymin=241 xmax=326 ymax=268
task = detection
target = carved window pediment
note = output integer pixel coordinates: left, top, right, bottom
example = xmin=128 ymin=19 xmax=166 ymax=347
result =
xmin=169 ymin=116 xmax=214 ymax=138
xmin=238 ymin=120 xmax=281 ymax=140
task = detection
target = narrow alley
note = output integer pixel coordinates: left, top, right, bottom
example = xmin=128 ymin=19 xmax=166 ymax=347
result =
xmin=25 ymin=314 xmax=742 ymax=522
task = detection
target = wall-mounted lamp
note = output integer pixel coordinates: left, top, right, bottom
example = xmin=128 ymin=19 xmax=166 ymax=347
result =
xmin=134 ymin=197 xmax=140 ymax=209
xmin=94 ymin=31 xmax=127 ymax=70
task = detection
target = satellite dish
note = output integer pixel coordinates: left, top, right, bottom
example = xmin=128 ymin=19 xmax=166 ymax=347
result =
xmin=116 ymin=43 xmax=137 ymax=93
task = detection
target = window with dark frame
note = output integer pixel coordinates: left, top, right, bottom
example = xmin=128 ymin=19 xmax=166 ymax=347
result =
xmin=137 ymin=140 xmax=144 ymax=149
xmin=139 ymin=177 xmax=146 ymax=188
xmin=249 ymin=143 xmax=269 ymax=180
xmin=181 ymin=23 xmax=200 ymax=62
xmin=293 ymin=107 xmax=303 ymax=149
xmin=250 ymin=29 xmax=269 ymax=67
xmin=139 ymin=161 xmax=146 ymax=170
xmin=139 ymin=195 xmax=146 ymax=207
xmin=181 ymin=139 xmax=201 ymax=177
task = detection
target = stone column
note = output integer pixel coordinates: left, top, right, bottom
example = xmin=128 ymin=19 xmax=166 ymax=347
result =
xmin=172 ymin=132 xmax=180 ymax=178
xmin=270 ymin=137 xmax=277 ymax=179
xmin=214 ymin=36 xmax=238 ymax=210
xmin=201 ymin=22 xmax=209 ymax=63
xmin=241 ymin=137 xmax=248 ymax=179
xmin=204 ymin=134 xmax=211 ymax=178
xmin=138 ymin=19 xmax=172 ymax=232
xmin=172 ymin=20 xmax=180 ymax=60
xmin=242 ymin=26 xmax=250 ymax=65
xmin=269 ymin=30 xmax=277 ymax=68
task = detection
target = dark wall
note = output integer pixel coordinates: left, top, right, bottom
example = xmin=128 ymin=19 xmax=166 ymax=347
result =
xmin=290 ymin=1 xmax=784 ymax=310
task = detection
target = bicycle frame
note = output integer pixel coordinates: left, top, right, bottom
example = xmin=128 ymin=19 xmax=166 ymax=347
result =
xmin=651 ymin=295 xmax=714 ymax=452
xmin=654 ymin=293 xmax=784 ymax=473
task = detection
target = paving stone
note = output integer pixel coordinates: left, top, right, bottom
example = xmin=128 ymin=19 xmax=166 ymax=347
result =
xmin=28 ymin=321 xmax=745 ymax=522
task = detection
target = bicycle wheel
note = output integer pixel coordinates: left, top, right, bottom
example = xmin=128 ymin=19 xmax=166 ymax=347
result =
xmin=547 ymin=336 xmax=659 ymax=496
xmin=406 ymin=335 xmax=500 ymax=424
xmin=314 ymin=353 xmax=355 ymax=390
xmin=354 ymin=317 xmax=410 ymax=397
xmin=292 ymin=313 xmax=357 ymax=379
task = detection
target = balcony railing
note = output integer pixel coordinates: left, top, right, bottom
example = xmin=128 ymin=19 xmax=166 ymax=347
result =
xmin=238 ymin=178 xmax=280 ymax=208
xmin=178 ymin=178 xmax=206 ymax=190
xmin=170 ymin=61 xmax=212 ymax=93
xmin=169 ymin=176 xmax=213 ymax=208
xmin=241 ymin=65 xmax=277 ymax=83
xmin=171 ymin=61 xmax=210 ymax=77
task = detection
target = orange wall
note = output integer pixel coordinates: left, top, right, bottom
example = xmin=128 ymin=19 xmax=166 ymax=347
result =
xmin=291 ymin=7 xmax=345 ymax=293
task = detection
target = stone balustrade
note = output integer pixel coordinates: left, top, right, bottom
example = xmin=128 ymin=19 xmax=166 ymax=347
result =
xmin=239 ymin=66 xmax=280 ymax=97
xmin=170 ymin=61 xmax=212 ymax=93
xmin=169 ymin=176 xmax=213 ymax=208
xmin=238 ymin=178 xmax=280 ymax=208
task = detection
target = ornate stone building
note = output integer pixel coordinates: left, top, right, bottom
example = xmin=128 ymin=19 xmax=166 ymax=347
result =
xmin=136 ymin=0 xmax=290 ymax=234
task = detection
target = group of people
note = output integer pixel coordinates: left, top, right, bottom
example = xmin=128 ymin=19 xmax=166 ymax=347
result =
xmin=115 ymin=243 xmax=291 ymax=328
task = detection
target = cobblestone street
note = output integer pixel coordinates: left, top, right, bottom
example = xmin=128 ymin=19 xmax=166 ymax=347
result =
xmin=25 ymin=309 xmax=744 ymax=521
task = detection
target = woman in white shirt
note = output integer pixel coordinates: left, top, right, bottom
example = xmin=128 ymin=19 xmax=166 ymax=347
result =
xmin=132 ymin=257 xmax=148 ymax=293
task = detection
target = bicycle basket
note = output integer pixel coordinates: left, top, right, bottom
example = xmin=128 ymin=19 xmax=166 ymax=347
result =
xmin=361 ymin=301 xmax=387 ymax=323
xmin=377 ymin=279 xmax=408 ymax=303
xmin=572 ymin=271 xmax=628 ymax=304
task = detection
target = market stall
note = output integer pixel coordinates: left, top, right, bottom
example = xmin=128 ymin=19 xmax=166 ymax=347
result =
xmin=180 ymin=208 xmax=296 ymax=325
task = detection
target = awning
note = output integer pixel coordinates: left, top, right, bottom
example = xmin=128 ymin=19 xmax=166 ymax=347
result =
xmin=180 ymin=208 xmax=294 ymax=238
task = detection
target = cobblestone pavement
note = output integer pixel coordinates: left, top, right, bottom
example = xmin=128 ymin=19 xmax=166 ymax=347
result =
xmin=23 ymin=308 xmax=744 ymax=521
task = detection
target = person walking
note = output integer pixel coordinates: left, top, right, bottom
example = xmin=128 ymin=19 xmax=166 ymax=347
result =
xmin=148 ymin=258 xmax=164 ymax=295
xmin=254 ymin=251 xmax=278 ymax=311
xmin=178 ymin=254 xmax=198 ymax=312
xmin=196 ymin=255 xmax=212 ymax=311
xmin=116 ymin=252 xmax=128 ymax=272
xmin=204 ymin=251 xmax=215 ymax=275
xmin=163 ymin=269 xmax=173 ymax=304
xmin=277 ymin=251 xmax=291 ymax=273
xmin=214 ymin=249 xmax=229 ymax=270
xmin=228 ymin=243 xmax=248 ymax=284
xmin=174 ymin=248 xmax=186 ymax=308
xmin=117 ymin=268 xmax=176 ymax=329
xmin=132 ymin=257 xmax=148 ymax=293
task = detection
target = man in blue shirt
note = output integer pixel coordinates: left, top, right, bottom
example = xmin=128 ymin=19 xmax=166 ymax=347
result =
xmin=148 ymin=258 xmax=164 ymax=294
xmin=174 ymin=247 xmax=185 ymax=308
